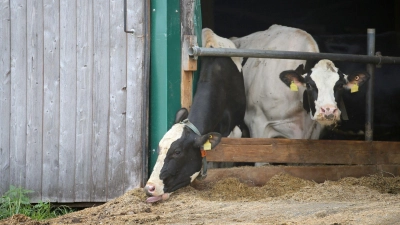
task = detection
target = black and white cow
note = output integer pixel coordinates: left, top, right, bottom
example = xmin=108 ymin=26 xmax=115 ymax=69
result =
xmin=279 ymin=59 xmax=369 ymax=127
xmin=144 ymin=28 xmax=246 ymax=203
xmin=313 ymin=32 xmax=400 ymax=140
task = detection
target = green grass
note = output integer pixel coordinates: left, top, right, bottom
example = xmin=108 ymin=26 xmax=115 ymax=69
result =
xmin=0 ymin=185 xmax=75 ymax=221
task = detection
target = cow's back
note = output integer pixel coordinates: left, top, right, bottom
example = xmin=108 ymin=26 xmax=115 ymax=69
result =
xmin=232 ymin=24 xmax=322 ymax=139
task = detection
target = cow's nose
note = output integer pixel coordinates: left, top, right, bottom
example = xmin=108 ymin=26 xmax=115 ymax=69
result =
xmin=321 ymin=106 xmax=337 ymax=115
xmin=144 ymin=184 xmax=156 ymax=196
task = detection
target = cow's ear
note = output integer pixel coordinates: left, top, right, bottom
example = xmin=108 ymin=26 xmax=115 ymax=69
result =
xmin=175 ymin=108 xmax=189 ymax=123
xmin=343 ymin=72 xmax=370 ymax=90
xmin=194 ymin=132 xmax=222 ymax=149
xmin=294 ymin=64 xmax=305 ymax=74
xmin=279 ymin=68 xmax=305 ymax=88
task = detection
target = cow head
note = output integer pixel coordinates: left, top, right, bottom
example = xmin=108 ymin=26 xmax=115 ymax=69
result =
xmin=144 ymin=108 xmax=222 ymax=203
xmin=280 ymin=59 xmax=370 ymax=126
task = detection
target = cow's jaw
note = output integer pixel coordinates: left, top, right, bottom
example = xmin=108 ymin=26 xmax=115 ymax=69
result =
xmin=310 ymin=60 xmax=341 ymax=126
xmin=144 ymin=124 xmax=184 ymax=203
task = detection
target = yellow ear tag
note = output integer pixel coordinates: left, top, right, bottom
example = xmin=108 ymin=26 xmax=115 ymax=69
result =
xmin=203 ymin=139 xmax=212 ymax=150
xmin=290 ymin=81 xmax=298 ymax=92
xmin=351 ymin=83 xmax=359 ymax=93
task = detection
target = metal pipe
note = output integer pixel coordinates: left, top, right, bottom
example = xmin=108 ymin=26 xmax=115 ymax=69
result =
xmin=365 ymin=29 xmax=376 ymax=141
xmin=124 ymin=0 xmax=134 ymax=33
xmin=189 ymin=46 xmax=400 ymax=65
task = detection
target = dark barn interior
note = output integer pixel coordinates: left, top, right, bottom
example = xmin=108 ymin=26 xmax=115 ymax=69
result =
xmin=202 ymin=0 xmax=399 ymax=38
xmin=200 ymin=0 xmax=400 ymax=141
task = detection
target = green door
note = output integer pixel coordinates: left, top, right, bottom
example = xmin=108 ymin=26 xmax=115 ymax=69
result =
xmin=149 ymin=0 xmax=203 ymax=175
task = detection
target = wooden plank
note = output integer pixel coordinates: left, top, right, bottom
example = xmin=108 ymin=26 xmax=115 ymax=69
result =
xmin=75 ymin=0 xmax=93 ymax=202
xmin=180 ymin=0 xmax=197 ymax=110
xmin=42 ymin=0 xmax=60 ymax=202
xmin=107 ymin=0 xmax=127 ymax=200
xmin=92 ymin=0 xmax=110 ymax=202
xmin=193 ymin=165 xmax=400 ymax=187
xmin=0 ymin=0 xmax=11 ymax=194
xmin=375 ymin=141 xmax=400 ymax=164
xmin=207 ymin=138 xmax=400 ymax=165
xmin=10 ymin=0 xmax=27 ymax=188
xmin=59 ymin=0 xmax=77 ymax=202
xmin=181 ymin=35 xmax=197 ymax=110
xmin=26 ymin=0 xmax=44 ymax=202
xmin=125 ymin=0 xmax=147 ymax=190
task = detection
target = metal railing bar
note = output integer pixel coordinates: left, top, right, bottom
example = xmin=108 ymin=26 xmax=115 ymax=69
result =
xmin=189 ymin=46 xmax=400 ymax=65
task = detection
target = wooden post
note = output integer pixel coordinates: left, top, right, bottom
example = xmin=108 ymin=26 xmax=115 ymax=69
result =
xmin=181 ymin=0 xmax=199 ymax=111
xmin=181 ymin=35 xmax=197 ymax=110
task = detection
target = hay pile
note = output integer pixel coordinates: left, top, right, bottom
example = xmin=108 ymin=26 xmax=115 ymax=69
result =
xmin=1 ymin=172 xmax=400 ymax=225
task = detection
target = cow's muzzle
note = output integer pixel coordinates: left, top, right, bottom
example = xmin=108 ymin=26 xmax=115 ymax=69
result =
xmin=144 ymin=183 xmax=170 ymax=203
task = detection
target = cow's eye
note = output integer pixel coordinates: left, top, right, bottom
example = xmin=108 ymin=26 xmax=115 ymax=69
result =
xmin=174 ymin=149 xmax=181 ymax=155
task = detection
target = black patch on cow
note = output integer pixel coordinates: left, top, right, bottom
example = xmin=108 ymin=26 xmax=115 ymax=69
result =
xmin=242 ymin=57 xmax=249 ymax=67
xmin=279 ymin=69 xmax=306 ymax=87
xmin=189 ymin=56 xmax=246 ymax=136
xmin=347 ymin=71 xmax=370 ymax=87
xmin=304 ymin=81 xmax=317 ymax=117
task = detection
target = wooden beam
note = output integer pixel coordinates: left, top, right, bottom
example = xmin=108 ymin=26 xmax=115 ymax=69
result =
xmin=181 ymin=35 xmax=197 ymax=110
xmin=207 ymin=138 xmax=400 ymax=165
xmin=180 ymin=0 xmax=199 ymax=111
xmin=192 ymin=165 xmax=400 ymax=187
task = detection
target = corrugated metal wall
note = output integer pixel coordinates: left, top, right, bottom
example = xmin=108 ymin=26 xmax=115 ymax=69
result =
xmin=0 ymin=0 xmax=148 ymax=203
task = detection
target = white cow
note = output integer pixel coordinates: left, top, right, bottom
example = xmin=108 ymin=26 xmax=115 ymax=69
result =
xmin=232 ymin=24 xmax=323 ymax=140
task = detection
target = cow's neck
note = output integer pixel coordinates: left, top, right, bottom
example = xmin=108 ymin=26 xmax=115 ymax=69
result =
xmin=187 ymin=111 xmax=218 ymax=135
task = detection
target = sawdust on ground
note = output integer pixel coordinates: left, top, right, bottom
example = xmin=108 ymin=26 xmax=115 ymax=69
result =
xmin=2 ymin=171 xmax=400 ymax=225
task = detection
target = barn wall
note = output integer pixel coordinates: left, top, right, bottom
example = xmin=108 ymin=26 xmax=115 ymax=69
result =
xmin=0 ymin=0 xmax=149 ymax=203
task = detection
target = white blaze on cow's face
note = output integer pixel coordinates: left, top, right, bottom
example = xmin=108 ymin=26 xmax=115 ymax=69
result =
xmin=308 ymin=60 xmax=342 ymax=125
xmin=279 ymin=59 xmax=353 ymax=127
xmin=144 ymin=123 xmax=205 ymax=203
xmin=144 ymin=124 xmax=185 ymax=202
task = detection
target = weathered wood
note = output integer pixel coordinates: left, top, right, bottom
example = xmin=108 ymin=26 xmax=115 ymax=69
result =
xmin=26 ymin=0 xmax=44 ymax=202
xmin=0 ymin=0 xmax=11 ymax=194
xmin=10 ymin=0 xmax=27 ymax=189
xmin=208 ymin=138 xmax=400 ymax=165
xmin=0 ymin=0 xmax=147 ymax=203
xmin=92 ymin=0 xmax=110 ymax=202
xmin=108 ymin=0 xmax=127 ymax=200
xmin=194 ymin=165 xmax=400 ymax=187
xmin=181 ymin=35 xmax=197 ymax=110
xmin=75 ymin=0 xmax=94 ymax=202
xmin=42 ymin=0 xmax=60 ymax=202
xmin=125 ymin=0 xmax=148 ymax=190
xmin=59 ymin=0 xmax=77 ymax=202
xmin=180 ymin=0 xmax=197 ymax=110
